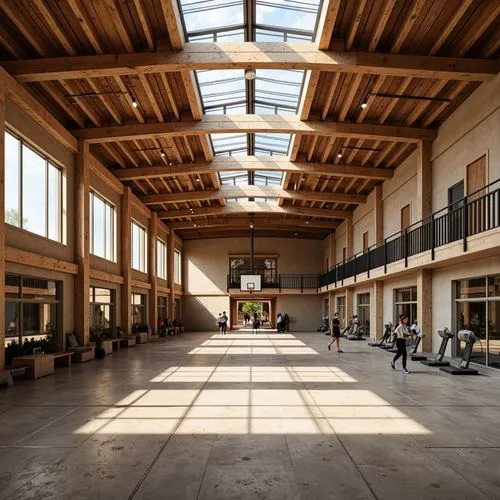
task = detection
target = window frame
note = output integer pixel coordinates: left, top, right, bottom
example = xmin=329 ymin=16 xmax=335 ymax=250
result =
xmin=4 ymin=129 xmax=66 ymax=244
xmin=157 ymin=238 xmax=168 ymax=280
xmin=131 ymin=220 xmax=148 ymax=273
xmin=89 ymin=190 xmax=117 ymax=262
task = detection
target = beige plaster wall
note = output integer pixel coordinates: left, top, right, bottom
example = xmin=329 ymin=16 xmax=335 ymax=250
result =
xmin=432 ymin=73 xmax=500 ymax=209
xmin=183 ymin=237 xmax=324 ymax=295
xmin=183 ymin=295 xmax=230 ymax=332
xmin=276 ymin=295 xmax=322 ymax=332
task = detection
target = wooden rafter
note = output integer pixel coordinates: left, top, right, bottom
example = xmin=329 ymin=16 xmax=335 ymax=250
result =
xmin=112 ymin=157 xmax=394 ymax=181
xmin=158 ymin=203 xmax=351 ymax=220
xmin=73 ymin=115 xmax=437 ymax=143
xmin=4 ymin=44 xmax=497 ymax=83
xmin=140 ymin=186 xmax=367 ymax=205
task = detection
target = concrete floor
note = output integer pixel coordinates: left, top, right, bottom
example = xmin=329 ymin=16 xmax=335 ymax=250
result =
xmin=1 ymin=331 xmax=500 ymax=500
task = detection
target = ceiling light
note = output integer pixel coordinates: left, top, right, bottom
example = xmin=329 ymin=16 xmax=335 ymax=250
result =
xmin=337 ymin=152 xmax=342 ymax=158
xmin=189 ymin=208 xmax=194 ymax=213
xmin=132 ymin=98 xmax=138 ymax=108
xmin=249 ymin=222 xmax=254 ymax=229
xmin=305 ymin=220 xmax=310 ymax=224
xmin=294 ymin=231 xmax=298 ymax=237
xmin=160 ymin=150 xmax=166 ymax=158
xmin=244 ymin=69 xmax=256 ymax=81
xmin=361 ymin=101 xmax=367 ymax=109
xmin=195 ymin=177 xmax=201 ymax=182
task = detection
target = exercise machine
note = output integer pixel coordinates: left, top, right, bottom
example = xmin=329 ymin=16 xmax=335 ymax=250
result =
xmin=421 ymin=327 xmax=454 ymax=367
xmin=440 ymin=330 xmax=479 ymax=375
xmin=409 ymin=327 xmax=427 ymax=361
xmin=317 ymin=317 xmax=330 ymax=335
xmin=368 ymin=322 xmax=393 ymax=346
xmin=347 ymin=316 xmax=366 ymax=341
xmin=379 ymin=322 xmax=396 ymax=350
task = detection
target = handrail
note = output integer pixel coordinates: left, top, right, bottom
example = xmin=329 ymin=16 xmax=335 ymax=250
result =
xmin=319 ymin=179 xmax=500 ymax=288
xmin=323 ymin=178 xmax=500 ymax=276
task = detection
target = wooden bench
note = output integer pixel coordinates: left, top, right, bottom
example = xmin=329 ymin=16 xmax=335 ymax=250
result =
xmin=119 ymin=335 xmax=136 ymax=348
xmin=53 ymin=351 xmax=73 ymax=368
xmin=110 ymin=338 xmax=121 ymax=351
xmin=12 ymin=355 xmax=55 ymax=379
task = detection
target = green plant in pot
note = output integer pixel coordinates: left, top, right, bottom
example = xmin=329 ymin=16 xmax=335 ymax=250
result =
xmin=89 ymin=327 xmax=106 ymax=359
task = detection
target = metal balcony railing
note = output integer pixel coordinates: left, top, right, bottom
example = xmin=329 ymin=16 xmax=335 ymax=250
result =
xmin=227 ymin=270 xmax=318 ymax=291
xmin=319 ymin=179 xmax=500 ymax=288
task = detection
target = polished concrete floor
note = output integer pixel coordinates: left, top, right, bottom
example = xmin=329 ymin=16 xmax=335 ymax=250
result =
xmin=1 ymin=331 xmax=500 ymax=500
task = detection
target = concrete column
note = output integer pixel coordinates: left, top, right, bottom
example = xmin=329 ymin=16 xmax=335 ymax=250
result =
xmin=417 ymin=140 xmax=433 ymax=222
xmin=374 ymin=184 xmax=383 ymax=244
xmin=0 ymin=85 xmax=5 ymax=367
xmin=346 ymin=287 xmax=354 ymax=323
xmin=346 ymin=218 xmax=354 ymax=258
xmin=372 ymin=281 xmax=384 ymax=340
xmin=148 ymin=212 xmax=158 ymax=333
xmin=121 ymin=187 xmax=132 ymax=334
xmin=74 ymin=141 xmax=90 ymax=346
xmin=417 ymin=269 xmax=432 ymax=352
xmin=167 ymin=229 xmax=175 ymax=318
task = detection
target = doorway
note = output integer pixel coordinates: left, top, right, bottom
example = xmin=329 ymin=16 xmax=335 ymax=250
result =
xmin=230 ymin=297 xmax=276 ymax=329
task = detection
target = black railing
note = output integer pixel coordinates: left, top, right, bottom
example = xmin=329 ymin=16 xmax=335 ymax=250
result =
xmin=227 ymin=273 xmax=318 ymax=291
xmin=319 ymin=180 xmax=500 ymax=288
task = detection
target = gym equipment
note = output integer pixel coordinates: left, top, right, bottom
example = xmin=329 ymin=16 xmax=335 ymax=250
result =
xmin=317 ymin=317 xmax=330 ymax=335
xmin=368 ymin=322 xmax=393 ymax=346
xmin=440 ymin=330 xmax=479 ymax=375
xmin=379 ymin=323 xmax=396 ymax=350
xmin=409 ymin=327 xmax=427 ymax=361
xmin=347 ymin=317 xmax=366 ymax=341
xmin=421 ymin=327 xmax=454 ymax=367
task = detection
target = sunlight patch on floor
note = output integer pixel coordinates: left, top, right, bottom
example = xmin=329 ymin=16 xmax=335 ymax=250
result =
xmin=74 ymin=388 xmax=430 ymax=436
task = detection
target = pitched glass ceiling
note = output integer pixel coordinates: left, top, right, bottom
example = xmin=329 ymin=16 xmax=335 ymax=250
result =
xmin=179 ymin=0 xmax=322 ymax=196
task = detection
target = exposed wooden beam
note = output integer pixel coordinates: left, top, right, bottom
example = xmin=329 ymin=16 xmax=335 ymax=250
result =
xmin=0 ymin=66 xmax=78 ymax=152
xmin=112 ymin=157 xmax=394 ymax=181
xmin=158 ymin=202 xmax=351 ymax=219
xmin=140 ymin=186 xmax=367 ymax=205
xmin=169 ymin=217 xmax=339 ymax=230
xmin=74 ymin=114 xmax=437 ymax=143
xmin=160 ymin=0 xmax=186 ymax=50
xmin=316 ymin=0 xmax=342 ymax=50
xmin=4 ymin=43 xmax=497 ymax=82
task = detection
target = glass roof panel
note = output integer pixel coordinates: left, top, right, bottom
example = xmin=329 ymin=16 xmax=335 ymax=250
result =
xmin=198 ymin=70 xmax=246 ymax=114
xmin=180 ymin=0 xmax=244 ymax=36
xmin=255 ymin=0 xmax=321 ymax=33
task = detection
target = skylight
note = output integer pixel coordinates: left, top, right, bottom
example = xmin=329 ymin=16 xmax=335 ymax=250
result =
xmin=178 ymin=0 xmax=322 ymax=192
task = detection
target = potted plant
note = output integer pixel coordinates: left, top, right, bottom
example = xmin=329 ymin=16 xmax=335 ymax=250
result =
xmin=89 ymin=328 xmax=106 ymax=359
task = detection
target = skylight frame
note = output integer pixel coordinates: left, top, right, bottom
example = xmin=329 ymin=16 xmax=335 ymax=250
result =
xmin=178 ymin=0 xmax=323 ymax=188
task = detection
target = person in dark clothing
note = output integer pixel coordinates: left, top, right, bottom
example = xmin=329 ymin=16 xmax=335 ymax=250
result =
xmin=328 ymin=312 xmax=343 ymax=353
xmin=220 ymin=311 xmax=228 ymax=334
xmin=283 ymin=313 xmax=290 ymax=332
xmin=391 ymin=314 xmax=411 ymax=374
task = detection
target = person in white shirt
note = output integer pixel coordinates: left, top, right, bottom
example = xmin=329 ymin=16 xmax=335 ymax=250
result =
xmin=391 ymin=314 xmax=412 ymax=374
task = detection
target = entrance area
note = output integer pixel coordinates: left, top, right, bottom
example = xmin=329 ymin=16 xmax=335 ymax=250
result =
xmin=230 ymin=298 xmax=276 ymax=330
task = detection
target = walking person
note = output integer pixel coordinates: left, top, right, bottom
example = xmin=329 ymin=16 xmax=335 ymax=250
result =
xmin=328 ymin=312 xmax=343 ymax=353
xmin=216 ymin=313 xmax=223 ymax=334
xmin=220 ymin=311 xmax=228 ymax=335
xmin=252 ymin=315 xmax=260 ymax=334
xmin=391 ymin=314 xmax=411 ymax=374
xmin=277 ymin=313 xmax=283 ymax=333
xmin=283 ymin=313 xmax=290 ymax=332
